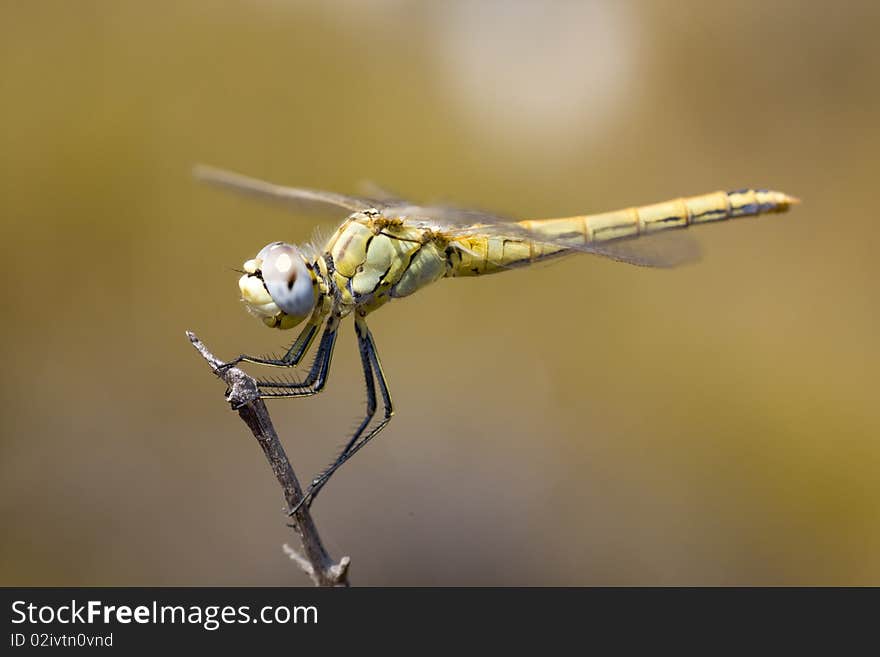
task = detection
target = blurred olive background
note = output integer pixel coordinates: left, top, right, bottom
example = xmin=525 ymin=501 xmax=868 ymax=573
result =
xmin=1 ymin=0 xmax=878 ymax=586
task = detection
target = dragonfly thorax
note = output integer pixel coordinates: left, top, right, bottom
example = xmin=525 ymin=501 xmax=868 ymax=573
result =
xmin=238 ymin=242 xmax=319 ymax=330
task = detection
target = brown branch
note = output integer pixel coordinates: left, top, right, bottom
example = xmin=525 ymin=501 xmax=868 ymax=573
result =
xmin=186 ymin=331 xmax=350 ymax=587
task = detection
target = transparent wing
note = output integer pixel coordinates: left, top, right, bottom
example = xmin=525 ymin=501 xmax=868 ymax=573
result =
xmin=384 ymin=203 xmax=524 ymax=235
xmin=356 ymin=180 xmax=410 ymax=206
xmin=388 ymin=203 xmax=701 ymax=268
xmin=577 ymin=232 xmax=701 ymax=268
xmin=193 ymin=165 xmax=379 ymax=215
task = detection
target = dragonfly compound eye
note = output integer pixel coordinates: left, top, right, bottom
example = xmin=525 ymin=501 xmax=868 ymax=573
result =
xmin=251 ymin=242 xmax=317 ymax=324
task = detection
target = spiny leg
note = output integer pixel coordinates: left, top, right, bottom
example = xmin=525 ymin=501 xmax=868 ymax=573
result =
xmin=290 ymin=316 xmax=394 ymax=514
xmin=257 ymin=321 xmax=339 ymax=399
xmin=220 ymin=315 xmax=322 ymax=371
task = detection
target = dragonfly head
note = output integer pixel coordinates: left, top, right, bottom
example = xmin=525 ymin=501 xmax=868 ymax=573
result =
xmin=238 ymin=242 xmax=318 ymax=329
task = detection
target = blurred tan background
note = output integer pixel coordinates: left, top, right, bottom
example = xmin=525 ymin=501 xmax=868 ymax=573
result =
xmin=1 ymin=0 xmax=878 ymax=586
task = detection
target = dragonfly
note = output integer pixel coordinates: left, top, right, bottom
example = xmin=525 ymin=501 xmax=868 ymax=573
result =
xmin=196 ymin=165 xmax=798 ymax=514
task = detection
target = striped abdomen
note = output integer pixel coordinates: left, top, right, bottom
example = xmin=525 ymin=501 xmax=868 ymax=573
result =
xmin=447 ymin=188 xmax=798 ymax=275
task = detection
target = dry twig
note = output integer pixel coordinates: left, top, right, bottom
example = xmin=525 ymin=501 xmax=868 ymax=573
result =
xmin=187 ymin=331 xmax=350 ymax=587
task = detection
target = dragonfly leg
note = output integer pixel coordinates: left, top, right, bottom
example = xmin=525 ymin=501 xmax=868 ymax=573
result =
xmin=218 ymin=317 xmax=322 ymax=372
xmin=256 ymin=321 xmax=338 ymax=399
xmin=289 ymin=315 xmax=394 ymax=514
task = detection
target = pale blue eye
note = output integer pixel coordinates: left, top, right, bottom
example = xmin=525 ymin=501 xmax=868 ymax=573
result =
xmin=258 ymin=242 xmax=316 ymax=319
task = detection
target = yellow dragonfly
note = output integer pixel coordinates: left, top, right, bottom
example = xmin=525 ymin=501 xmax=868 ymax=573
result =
xmin=196 ymin=165 xmax=798 ymax=513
